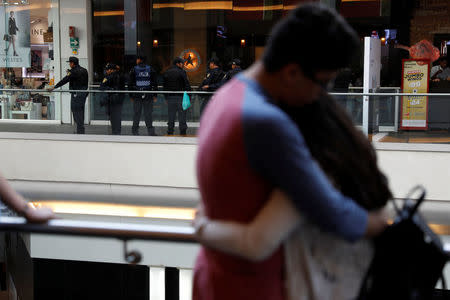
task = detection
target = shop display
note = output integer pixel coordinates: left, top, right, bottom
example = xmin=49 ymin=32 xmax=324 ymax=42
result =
xmin=0 ymin=7 xmax=31 ymax=68
xmin=0 ymin=0 xmax=60 ymax=122
xmin=0 ymin=87 xmax=54 ymax=120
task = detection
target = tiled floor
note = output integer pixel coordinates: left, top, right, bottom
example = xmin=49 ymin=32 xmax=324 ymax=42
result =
xmin=379 ymin=131 xmax=450 ymax=144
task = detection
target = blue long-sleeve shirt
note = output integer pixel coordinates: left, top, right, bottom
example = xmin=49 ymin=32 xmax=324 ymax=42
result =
xmin=240 ymin=75 xmax=367 ymax=241
xmin=197 ymin=74 xmax=368 ymax=243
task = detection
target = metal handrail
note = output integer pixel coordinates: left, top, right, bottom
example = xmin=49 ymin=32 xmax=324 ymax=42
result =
xmin=0 ymin=216 xmax=449 ymax=264
xmin=349 ymin=87 xmax=401 ymax=91
xmin=328 ymin=93 xmax=450 ymax=97
xmin=1 ymin=216 xmax=449 ymax=249
xmin=89 ymin=84 xmax=203 ymax=89
xmin=0 ymin=88 xmax=214 ymax=95
xmin=1 ymin=88 xmax=450 ymax=97
xmin=0 ymin=216 xmax=195 ymax=243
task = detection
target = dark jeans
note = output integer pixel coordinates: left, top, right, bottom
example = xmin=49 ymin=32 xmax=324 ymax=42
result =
xmin=108 ymin=96 xmax=123 ymax=135
xmin=200 ymin=96 xmax=210 ymax=115
xmin=167 ymin=97 xmax=187 ymax=135
xmin=71 ymin=93 xmax=87 ymax=134
xmin=132 ymin=95 xmax=154 ymax=135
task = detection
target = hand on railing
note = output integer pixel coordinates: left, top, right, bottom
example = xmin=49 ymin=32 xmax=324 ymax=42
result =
xmin=21 ymin=204 xmax=55 ymax=223
xmin=192 ymin=203 xmax=208 ymax=241
xmin=0 ymin=173 xmax=55 ymax=224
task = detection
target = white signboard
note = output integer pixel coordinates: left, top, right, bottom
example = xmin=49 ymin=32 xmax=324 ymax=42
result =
xmin=30 ymin=20 xmax=48 ymax=44
xmin=0 ymin=6 xmax=31 ymax=68
xmin=364 ymin=37 xmax=381 ymax=92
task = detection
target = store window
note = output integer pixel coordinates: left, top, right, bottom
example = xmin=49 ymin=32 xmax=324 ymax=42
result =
xmin=91 ymin=0 xmax=304 ymax=123
xmin=91 ymin=0 xmax=305 ymax=85
xmin=0 ymin=0 xmax=60 ymax=121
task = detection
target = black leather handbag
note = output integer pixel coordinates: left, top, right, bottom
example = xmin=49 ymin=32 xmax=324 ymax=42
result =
xmin=3 ymin=34 xmax=10 ymax=42
xmin=358 ymin=186 xmax=449 ymax=300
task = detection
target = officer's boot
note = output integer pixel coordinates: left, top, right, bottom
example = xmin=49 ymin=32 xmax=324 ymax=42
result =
xmin=148 ymin=127 xmax=158 ymax=136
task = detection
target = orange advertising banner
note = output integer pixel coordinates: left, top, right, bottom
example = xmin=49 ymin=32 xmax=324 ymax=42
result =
xmin=400 ymin=59 xmax=430 ymax=130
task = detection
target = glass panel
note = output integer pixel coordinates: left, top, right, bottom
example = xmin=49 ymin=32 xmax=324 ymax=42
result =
xmin=89 ymin=90 xmax=209 ymax=136
xmin=0 ymin=89 xmax=57 ymax=120
xmin=367 ymin=94 xmax=450 ymax=144
xmin=0 ymin=0 xmax=60 ymax=121
xmin=91 ymin=90 xmax=207 ymax=123
xmin=91 ymin=0 xmax=292 ymax=87
xmin=332 ymin=93 xmax=364 ymax=127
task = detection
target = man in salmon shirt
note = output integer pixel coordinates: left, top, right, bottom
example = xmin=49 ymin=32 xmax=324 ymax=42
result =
xmin=193 ymin=3 xmax=388 ymax=300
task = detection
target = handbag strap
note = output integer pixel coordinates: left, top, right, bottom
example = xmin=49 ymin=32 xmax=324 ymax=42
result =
xmin=406 ymin=185 xmax=426 ymax=218
xmin=393 ymin=185 xmax=426 ymax=219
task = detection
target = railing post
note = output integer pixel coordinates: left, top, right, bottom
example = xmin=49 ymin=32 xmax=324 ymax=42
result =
xmin=395 ymin=89 xmax=400 ymax=132
xmin=150 ymin=266 xmax=165 ymax=300
xmin=179 ymin=269 xmax=193 ymax=300
xmin=362 ymin=94 xmax=369 ymax=136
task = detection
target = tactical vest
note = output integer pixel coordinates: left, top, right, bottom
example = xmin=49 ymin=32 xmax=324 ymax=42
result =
xmin=134 ymin=65 xmax=152 ymax=89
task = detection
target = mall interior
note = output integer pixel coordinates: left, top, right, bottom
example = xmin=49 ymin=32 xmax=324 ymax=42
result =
xmin=0 ymin=0 xmax=449 ymax=299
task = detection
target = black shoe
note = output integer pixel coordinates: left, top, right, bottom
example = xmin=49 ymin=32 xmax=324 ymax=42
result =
xmin=132 ymin=131 xmax=139 ymax=136
xmin=180 ymin=131 xmax=187 ymax=136
xmin=167 ymin=132 xmax=174 ymax=136
xmin=148 ymin=129 xmax=158 ymax=136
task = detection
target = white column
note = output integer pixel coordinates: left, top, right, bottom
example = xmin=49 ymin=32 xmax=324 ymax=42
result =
xmin=49 ymin=0 xmax=62 ymax=121
xmin=363 ymin=37 xmax=370 ymax=135
xmin=179 ymin=269 xmax=193 ymax=300
xmin=58 ymin=0 xmax=91 ymax=124
xmin=124 ymin=0 xmax=137 ymax=56
xmin=150 ymin=267 xmax=165 ymax=300
xmin=363 ymin=37 xmax=381 ymax=135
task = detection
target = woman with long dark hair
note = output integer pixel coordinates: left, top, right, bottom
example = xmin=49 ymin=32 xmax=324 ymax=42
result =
xmin=5 ymin=11 xmax=19 ymax=56
xmin=194 ymin=94 xmax=392 ymax=299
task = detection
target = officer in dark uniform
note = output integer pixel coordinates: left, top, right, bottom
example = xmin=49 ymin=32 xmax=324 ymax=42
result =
xmin=163 ymin=57 xmax=191 ymax=135
xmin=128 ymin=56 xmax=158 ymax=136
xmin=200 ymin=58 xmax=224 ymax=113
xmin=49 ymin=57 xmax=88 ymax=134
xmin=221 ymin=58 xmax=242 ymax=84
xmin=100 ymin=63 xmax=123 ymax=135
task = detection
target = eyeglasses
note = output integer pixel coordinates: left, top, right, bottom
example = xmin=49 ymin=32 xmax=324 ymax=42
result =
xmin=302 ymin=69 xmax=335 ymax=91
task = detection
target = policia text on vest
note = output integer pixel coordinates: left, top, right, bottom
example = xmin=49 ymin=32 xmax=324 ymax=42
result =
xmin=129 ymin=61 xmax=158 ymax=136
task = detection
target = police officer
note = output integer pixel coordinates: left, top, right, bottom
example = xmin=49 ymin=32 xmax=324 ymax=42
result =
xmin=200 ymin=57 xmax=224 ymax=92
xmin=221 ymin=58 xmax=242 ymax=84
xmin=200 ymin=58 xmax=224 ymax=112
xmin=49 ymin=57 xmax=88 ymax=134
xmin=100 ymin=63 xmax=123 ymax=135
xmin=128 ymin=56 xmax=158 ymax=136
xmin=163 ymin=57 xmax=191 ymax=135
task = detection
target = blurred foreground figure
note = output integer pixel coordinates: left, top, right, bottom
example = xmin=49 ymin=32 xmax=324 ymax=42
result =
xmin=193 ymin=3 xmax=388 ymax=300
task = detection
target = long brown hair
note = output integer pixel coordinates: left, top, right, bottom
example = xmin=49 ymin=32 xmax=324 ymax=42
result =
xmin=282 ymin=94 xmax=391 ymax=210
